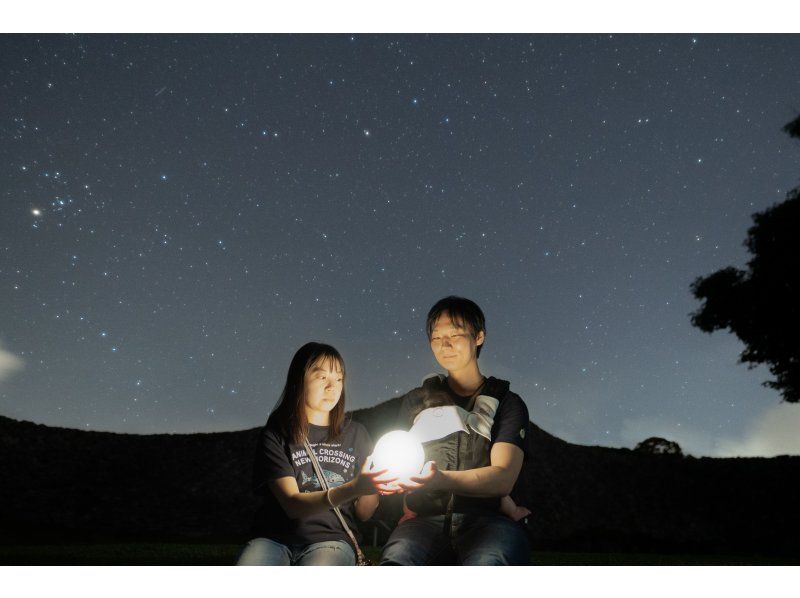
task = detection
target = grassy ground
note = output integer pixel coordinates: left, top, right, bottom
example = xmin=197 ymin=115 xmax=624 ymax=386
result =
xmin=1 ymin=543 xmax=798 ymax=565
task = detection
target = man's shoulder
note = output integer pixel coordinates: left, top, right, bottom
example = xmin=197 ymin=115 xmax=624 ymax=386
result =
xmin=500 ymin=388 xmax=525 ymax=406
xmin=490 ymin=388 xmax=530 ymax=452
xmin=492 ymin=385 xmax=529 ymax=426
xmin=482 ymin=376 xmax=524 ymax=407
xmin=498 ymin=388 xmax=528 ymax=415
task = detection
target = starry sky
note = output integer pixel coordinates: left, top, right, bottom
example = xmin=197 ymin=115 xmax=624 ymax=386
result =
xmin=2 ymin=34 xmax=799 ymax=456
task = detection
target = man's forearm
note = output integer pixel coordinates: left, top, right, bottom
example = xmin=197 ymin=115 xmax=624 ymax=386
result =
xmin=439 ymin=465 xmax=516 ymax=498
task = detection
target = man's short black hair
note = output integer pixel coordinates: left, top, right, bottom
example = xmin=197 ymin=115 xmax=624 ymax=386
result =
xmin=426 ymin=296 xmax=486 ymax=358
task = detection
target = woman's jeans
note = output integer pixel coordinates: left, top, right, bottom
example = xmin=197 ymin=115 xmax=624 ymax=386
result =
xmin=380 ymin=513 xmax=530 ymax=565
xmin=237 ymin=537 xmax=356 ymax=566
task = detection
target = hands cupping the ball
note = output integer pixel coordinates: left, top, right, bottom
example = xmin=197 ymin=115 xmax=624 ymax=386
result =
xmin=356 ymin=430 xmax=440 ymax=494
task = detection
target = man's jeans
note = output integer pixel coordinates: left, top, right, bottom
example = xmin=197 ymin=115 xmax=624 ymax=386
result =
xmin=380 ymin=513 xmax=530 ymax=565
xmin=236 ymin=537 xmax=356 ymax=566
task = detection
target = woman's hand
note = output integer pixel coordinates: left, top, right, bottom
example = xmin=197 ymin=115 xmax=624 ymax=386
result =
xmin=352 ymin=456 xmax=400 ymax=496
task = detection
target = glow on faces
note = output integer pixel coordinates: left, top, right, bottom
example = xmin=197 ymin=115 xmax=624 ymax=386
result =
xmin=429 ymin=312 xmax=484 ymax=372
xmin=303 ymin=358 xmax=343 ymax=417
xmin=371 ymin=430 xmax=425 ymax=482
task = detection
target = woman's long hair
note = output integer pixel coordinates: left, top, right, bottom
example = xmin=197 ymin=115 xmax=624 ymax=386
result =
xmin=267 ymin=342 xmax=347 ymax=444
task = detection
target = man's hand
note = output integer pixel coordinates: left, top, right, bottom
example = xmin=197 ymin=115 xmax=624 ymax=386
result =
xmin=396 ymin=460 xmax=440 ymax=493
xmin=398 ymin=443 xmax=524 ymax=498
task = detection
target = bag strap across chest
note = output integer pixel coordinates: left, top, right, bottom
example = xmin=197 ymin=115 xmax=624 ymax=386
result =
xmin=302 ymin=436 xmax=367 ymax=565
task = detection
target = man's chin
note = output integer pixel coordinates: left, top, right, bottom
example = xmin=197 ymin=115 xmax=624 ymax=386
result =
xmin=437 ymin=358 xmax=461 ymax=370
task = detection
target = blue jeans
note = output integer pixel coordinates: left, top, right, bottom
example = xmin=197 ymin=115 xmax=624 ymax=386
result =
xmin=236 ymin=537 xmax=356 ymax=566
xmin=380 ymin=513 xmax=530 ymax=566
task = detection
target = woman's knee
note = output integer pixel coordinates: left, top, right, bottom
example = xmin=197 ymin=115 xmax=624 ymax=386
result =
xmin=236 ymin=538 xmax=291 ymax=566
xmin=295 ymin=540 xmax=355 ymax=566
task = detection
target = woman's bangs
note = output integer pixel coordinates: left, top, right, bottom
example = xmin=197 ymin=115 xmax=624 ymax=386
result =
xmin=309 ymin=352 xmax=344 ymax=376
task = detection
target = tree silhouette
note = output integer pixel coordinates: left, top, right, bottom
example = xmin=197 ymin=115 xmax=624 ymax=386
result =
xmin=634 ymin=437 xmax=683 ymax=457
xmin=690 ymin=115 xmax=800 ymax=403
xmin=784 ymin=114 xmax=800 ymax=139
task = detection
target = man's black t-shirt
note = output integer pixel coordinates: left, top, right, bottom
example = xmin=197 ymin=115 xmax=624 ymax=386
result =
xmin=395 ymin=376 xmax=529 ymax=513
xmin=250 ymin=419 xmax=373 ymax=549
xmin=396 ymin=378 xmax=529 ymax=452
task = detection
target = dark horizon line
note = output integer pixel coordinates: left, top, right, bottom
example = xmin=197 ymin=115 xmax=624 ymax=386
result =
xmin=3 ymin=411 xmax=798 ymax=462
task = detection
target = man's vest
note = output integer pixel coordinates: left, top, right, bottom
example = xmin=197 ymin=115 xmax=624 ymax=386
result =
xmin=406 ymin=373 xmax=511 ymax=517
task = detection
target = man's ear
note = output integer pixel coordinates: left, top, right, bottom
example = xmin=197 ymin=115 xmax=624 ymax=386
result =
xmin=475 ymin=330 xmax=485 ymax=346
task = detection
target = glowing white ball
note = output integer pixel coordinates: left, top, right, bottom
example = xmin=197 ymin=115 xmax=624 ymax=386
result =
xmin=371 ymin=430 xmax=425 ymax=480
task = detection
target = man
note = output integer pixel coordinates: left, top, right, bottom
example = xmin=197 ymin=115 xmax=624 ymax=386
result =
xmin=379 ymin=296 xmax=531 ymax=565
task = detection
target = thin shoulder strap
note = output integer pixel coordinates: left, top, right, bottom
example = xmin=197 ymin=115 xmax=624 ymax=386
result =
xmin=302 ymin=436 xmax=366 ymax=565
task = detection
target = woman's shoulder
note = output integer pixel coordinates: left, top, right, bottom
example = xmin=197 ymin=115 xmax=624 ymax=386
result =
xmin=341 ymin=418 xmax=373 ymax=457
xmin=342 ymin=417 xmax=369 ymax=436
xmin=343 ymin=417 xmax=376 ymax=445
xmin=261 ymin=421 xmax=290 ymax=445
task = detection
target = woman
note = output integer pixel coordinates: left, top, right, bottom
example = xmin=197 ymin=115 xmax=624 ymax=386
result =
xmin=237 ymin=342 xmax=393 ymax=566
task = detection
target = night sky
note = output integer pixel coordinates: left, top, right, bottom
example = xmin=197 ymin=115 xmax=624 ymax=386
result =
xmin=2 ymin=34 xmax=799 ymax=457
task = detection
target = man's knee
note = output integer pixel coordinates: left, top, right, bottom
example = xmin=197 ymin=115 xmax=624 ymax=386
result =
xmin=380 ymin=535 xmax=423 ymax=565
xmin=460 ymin=548 xmax=526 ymax=566
xmin=380 ymin=520 xmax=444 ymax=566
xmin=456 ymin=516 xmax=530 ymax=566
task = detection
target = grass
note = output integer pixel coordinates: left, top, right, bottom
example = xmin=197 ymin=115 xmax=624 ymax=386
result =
xmin=0 ymin=543 xmax=242 ymax=566
xmin=526 ymin=551 xmax=800 ymax=566
xmin=1 ymin=543 xmax=797 ymax=565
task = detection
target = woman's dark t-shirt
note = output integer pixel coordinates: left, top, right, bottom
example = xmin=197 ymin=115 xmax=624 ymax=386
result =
xmin=250 ymin=419 xmax=373 ymax=548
